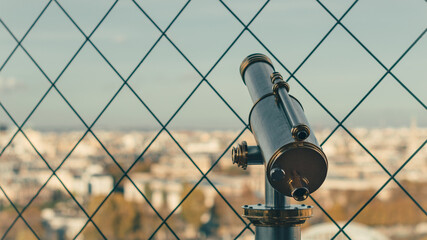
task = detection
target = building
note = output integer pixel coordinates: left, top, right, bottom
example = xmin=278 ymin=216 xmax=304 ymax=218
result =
xmin=302 ymin=222 xmax=389 ymax=240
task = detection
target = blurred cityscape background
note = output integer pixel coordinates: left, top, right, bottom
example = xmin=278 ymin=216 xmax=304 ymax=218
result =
xmin=0 ymin=0 xmax=426 ymax=240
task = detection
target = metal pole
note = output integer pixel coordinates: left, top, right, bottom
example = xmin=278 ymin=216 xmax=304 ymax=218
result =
xmin=265 ymin=175 xmax=286 ymax=208
xmin=255 ymin=226 xmax=301 ymax=240
xmin=257 ymin=176 xmax=301 ymax=240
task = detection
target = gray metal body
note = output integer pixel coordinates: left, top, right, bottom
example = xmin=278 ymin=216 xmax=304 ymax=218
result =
xmin=255 ymin=226 xmax=301 ymax=240
xmin=243 ymin=59 xmax=327 ymax=198
xmin=239 ymin=54 xmax=328 ymax=240
xmin=249 ymin=94 xmax=319 ymax=164
xmin=244 ymin=60 xmax=319 ymax=162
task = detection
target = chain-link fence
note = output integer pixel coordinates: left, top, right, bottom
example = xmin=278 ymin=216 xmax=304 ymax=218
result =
xmin=0 ymin=0 xmax=426 ymax=239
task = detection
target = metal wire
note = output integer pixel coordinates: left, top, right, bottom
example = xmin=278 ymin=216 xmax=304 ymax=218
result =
xmin=0 ymin=0 xmax=425 ymax=239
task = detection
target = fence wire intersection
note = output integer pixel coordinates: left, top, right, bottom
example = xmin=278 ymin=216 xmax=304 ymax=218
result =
xmin=0 ymin=0 xmax=425 ymax=239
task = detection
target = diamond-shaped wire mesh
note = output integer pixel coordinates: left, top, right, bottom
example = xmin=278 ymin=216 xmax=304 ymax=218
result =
xmin=0 ymin=0 xmax=426 ymax=239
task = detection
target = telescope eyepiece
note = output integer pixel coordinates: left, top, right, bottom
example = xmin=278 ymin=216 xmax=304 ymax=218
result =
xmin=292 ymin=187 xmax=309 ymax=201
xmin=297 ymin=131 xmax=308 ymax=140
xmin=288 ymin=171 xmax=310 ymax=201
xmin=291 ymin=125 xmax=310 ymax=141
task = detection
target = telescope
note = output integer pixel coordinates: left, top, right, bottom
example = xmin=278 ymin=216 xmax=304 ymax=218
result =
xmin=232 ymin=54 xmax=328 ymax=239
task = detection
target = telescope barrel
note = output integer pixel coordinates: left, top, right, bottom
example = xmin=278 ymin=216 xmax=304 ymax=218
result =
xmin=240 ymin=53 xmax=328 ymax=200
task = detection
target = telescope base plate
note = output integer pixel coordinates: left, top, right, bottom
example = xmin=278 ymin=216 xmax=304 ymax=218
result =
xmin=243 ymin=204 xmax=312 ymax=227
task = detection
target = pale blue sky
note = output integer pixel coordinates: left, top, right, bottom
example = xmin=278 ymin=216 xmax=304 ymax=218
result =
xmin=0 ymin=0 xmax=426 ymax=131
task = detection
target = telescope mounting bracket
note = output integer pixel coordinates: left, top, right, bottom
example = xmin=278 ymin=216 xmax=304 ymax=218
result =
xmin=243 ymin=204 xmax=312 ymax=227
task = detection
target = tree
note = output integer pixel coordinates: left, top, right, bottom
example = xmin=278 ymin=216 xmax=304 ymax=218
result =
xmin=85 ymin=193 xmax=152 ymax=240
xmin=181 ymin=184 xmax=207 ymax=230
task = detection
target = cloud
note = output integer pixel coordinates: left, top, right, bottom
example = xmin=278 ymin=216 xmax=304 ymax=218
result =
xmin=0 ymin=76 xmax=24 ymax=92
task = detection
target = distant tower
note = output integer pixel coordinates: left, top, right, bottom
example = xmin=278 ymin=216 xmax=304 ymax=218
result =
xmin=405 ymin=117 xmax=423 ymax=169
xmin=407 ymin=117 xmax=418 ymax=157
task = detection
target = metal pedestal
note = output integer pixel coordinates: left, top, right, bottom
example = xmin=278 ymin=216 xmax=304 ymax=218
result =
xmin=255 ymin=226 xmax=300 ymax=240
xmin=242 ymin=177 xmax=312 ymax=240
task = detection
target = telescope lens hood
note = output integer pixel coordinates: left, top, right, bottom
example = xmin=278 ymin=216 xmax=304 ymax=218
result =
xmin=240 ymin=53 xmax=274 ymax=84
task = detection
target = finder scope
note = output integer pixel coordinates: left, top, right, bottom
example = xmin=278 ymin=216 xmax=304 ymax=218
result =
xmin=233 ymin=53 xmax=328 ymax=201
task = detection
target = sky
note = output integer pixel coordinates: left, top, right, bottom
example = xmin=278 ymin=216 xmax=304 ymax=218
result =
xmin=0 ymin=0 xmax=426 ymax=131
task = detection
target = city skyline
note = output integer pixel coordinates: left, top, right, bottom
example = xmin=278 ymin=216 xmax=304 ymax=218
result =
xmin=0 ymin=128 xmax=425 ymax=239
